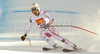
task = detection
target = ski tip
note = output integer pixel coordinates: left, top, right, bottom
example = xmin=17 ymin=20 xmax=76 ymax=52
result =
xmin=30 ymin=45 xmax=32 ymax=46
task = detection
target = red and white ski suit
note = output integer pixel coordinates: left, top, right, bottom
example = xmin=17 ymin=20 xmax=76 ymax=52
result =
xmin=25 ymin=11 xmax=74 ymax=47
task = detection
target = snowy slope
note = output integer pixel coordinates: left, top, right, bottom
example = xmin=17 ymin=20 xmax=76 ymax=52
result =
xmin=0 ymin=0 xmax=100 ymax=54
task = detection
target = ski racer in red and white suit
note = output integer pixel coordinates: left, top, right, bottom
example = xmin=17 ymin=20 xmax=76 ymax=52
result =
xmin=21 ymin=3 xmax=81 ymax=50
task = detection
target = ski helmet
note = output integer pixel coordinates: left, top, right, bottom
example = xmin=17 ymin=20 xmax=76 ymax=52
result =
xmin=31 ymin=3 xmax=40 ymax=12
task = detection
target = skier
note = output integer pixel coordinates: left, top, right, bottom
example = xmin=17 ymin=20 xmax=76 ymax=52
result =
xmin=21 ymin=3 xmax=81 ymax=50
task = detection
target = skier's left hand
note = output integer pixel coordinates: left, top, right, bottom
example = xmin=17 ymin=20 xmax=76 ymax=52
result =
xmin=44 ymin=23 xmax=51 ymax=29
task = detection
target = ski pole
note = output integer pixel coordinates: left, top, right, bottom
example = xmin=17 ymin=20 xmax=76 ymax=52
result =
xmin=51 ymin=25 xmax=98 ymax=35
xmin=26 ymin=38 xmax=32 ymax=46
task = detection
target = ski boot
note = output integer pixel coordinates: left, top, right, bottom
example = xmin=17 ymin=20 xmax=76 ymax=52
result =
xmin=53 ymin=44 xmax=62 ymax=49
xmin=72 ymin=44 xmax=82 ymax=50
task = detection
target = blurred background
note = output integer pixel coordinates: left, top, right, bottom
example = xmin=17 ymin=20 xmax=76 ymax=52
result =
xmin=0 ymin=0 xmax=100 ymax=53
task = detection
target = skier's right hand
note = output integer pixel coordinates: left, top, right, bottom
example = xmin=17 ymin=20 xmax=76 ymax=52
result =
xmin=44 ymin=23 xmax=51 ymax=29
xmin=21 ymin=34 xmax=27 ymax=41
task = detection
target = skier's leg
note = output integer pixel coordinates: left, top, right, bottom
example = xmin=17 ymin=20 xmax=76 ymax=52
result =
xmin=40 ymin=30 xmax=61 ymax=49
xmin=48 ymin=27 xmax=81 ymax=50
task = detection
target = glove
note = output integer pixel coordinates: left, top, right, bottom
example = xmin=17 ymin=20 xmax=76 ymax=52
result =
xmin=21 ymin=34 xmax=27 ymax=41
xmin=44 ymin=23 xmax=51 ymax=29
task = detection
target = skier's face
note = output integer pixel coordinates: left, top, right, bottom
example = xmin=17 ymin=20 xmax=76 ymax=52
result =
xmin=32 ymin=9 xmax=39 ymax=16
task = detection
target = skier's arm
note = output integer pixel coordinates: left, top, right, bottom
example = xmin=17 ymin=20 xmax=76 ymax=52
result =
xmin=25 ymin=18 xmax=33 ymax=35
xmin=44 ymin=11 xmax=54 ymax=24
xmin=21 ymin=18 xmax=34 ymax=41
xmin=43 ymin=11 xmax=54 ymax=29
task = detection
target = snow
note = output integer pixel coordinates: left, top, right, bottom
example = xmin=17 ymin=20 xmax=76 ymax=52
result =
xmin=0 ymin=34 xmax=100 ymax=54
xmin=0 ymin=0 xmax=100 ymax=54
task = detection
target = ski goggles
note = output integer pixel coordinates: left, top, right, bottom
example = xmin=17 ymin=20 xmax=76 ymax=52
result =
xmin=31 ymin=7 xmax=37 ymax=12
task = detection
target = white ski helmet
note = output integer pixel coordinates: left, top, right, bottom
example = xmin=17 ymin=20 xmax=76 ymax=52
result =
xmin=31 ymin=3 xmax=40 ymax=12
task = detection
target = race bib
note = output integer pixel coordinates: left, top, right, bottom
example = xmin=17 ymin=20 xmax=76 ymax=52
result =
xmin=35 ymin=18 xmax=46 ymax=25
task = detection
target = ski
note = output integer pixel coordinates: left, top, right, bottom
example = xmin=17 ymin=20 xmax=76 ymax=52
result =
xmin=63 ymin=48 xmax=82 ymax=52
xmin=63 ymin=48 xmax=76 ymax=52
xmin=42 ymin=47 xmax=82 ymax=52
xmin=42 ymin=47 xmax=56 ymax=51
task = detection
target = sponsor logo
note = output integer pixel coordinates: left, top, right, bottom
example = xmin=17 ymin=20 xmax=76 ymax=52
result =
xmin=35 ymin=18 xmax=46 ymax=25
